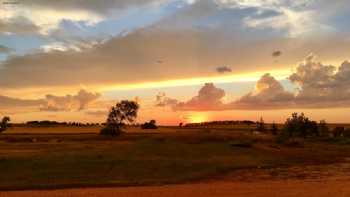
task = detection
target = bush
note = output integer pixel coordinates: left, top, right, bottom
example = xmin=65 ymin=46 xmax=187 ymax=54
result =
xmin=141 ymin=120 xmax=158 ymax=129
xmin=333 ymin=127 xmax=345 ymax=137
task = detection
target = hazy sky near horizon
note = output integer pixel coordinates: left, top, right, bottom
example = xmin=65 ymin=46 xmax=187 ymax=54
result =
xmin=1 ymin=0 xmax=350 ymax=124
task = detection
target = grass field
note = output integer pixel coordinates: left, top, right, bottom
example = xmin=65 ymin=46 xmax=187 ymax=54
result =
xmin=0 ymin=126 xmax=350 ymax=190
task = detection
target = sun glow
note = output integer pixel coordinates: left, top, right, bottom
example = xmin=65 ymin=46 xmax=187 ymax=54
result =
xmin=3 ymin=69 xmax=291 ymax=98
xmin=188 ymin=113 xmax=209 ymax=123
xmin=100 ymin=69 xmax=291 ymax=91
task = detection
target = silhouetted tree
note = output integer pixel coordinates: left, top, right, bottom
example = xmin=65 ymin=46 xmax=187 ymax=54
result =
xmin=100 ymin=100 xmax=139 ymax=136
xmin=0 ymin=116 xmax=10 ymax=133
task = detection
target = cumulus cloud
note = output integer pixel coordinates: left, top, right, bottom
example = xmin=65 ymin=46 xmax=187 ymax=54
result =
xmin=40 ymin=89 xmax=101 ymax=111
xmin=233 ymin=73 xmax=295 ymax=109
xmin=157 ymin=55 xmax=350 ymax=111
xmin=0 ymin=89 xmax=101 ymax=112
xmin=216 ymin=66 xmax=232 ymax=74
xmin=158 ymin=83 xmax=227 ymax=111
xmin=289 ymin=54 xmax=350 ymax=106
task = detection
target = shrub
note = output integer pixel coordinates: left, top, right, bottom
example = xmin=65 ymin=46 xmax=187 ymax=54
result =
xmin=333 ymin=127 xmax=345 ymax=137
xmin=282 ymin=113 xmax=320 ymax=138
xmin=141 ymin=120 xmax=158 ymax=129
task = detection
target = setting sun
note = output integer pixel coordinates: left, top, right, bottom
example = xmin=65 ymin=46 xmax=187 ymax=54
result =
xmin=188 ymin=113 xmax=209 ymax=123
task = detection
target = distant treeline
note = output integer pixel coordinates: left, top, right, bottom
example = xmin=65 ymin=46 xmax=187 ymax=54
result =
xmin=185 ymin=120 xmax=256 ymax=127
xmin=13 ymin=121 xmax=103 ymax=127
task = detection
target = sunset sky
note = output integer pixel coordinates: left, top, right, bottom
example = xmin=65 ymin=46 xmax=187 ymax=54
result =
xmin=1 ymin=0 xmax=350 ymax=124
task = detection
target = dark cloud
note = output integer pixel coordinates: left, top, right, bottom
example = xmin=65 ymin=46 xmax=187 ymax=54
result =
xmin=18 ymin=0 xmax=167 ymax=15
xmin=216 ymin=66 xmax=232 ymax=74
xmin=272 ymin=50 xmax=282 ymax=57
xmin=0 ymin=28 xmax=251 ymax=89
xmin=0 ymin=45 xmax=12 ymax=54
xmin=0 ymin=27 xmax=316 ymax=89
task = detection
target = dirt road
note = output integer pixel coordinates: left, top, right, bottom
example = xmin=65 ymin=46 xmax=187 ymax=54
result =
xmin=2 ymin=162 xmax=350 ymax=197
xmin=1 ymin=176 xmax=349 ymax=197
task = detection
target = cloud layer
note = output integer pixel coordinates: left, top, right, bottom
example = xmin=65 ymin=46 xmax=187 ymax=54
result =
xmin=0 ymin=0 xmax=350 ymax=91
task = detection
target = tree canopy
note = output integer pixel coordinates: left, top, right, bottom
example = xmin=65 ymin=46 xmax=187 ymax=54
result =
xmin=100 ymin=100 xmax=139 ymax=136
